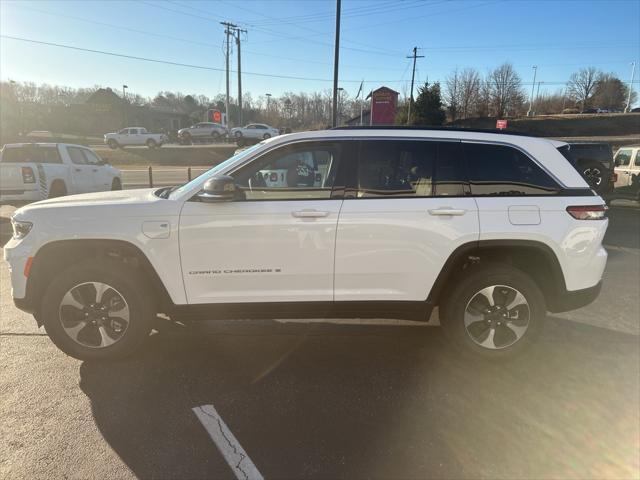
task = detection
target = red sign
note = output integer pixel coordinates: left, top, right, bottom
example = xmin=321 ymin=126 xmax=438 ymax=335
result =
xmin=212 ymin=110 xmax=222 ymax=123
xmin=496 ymin=119 xmax=508 ymax=130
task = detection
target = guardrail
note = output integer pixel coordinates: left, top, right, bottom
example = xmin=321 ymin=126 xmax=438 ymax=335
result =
xmin=120 ymin=166 xmax=209 ymax=189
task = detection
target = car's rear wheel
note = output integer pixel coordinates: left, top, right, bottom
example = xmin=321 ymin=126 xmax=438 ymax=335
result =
xmin=263 ymin=133 xmax=271 ymax=139
xmin=211 ymin=131 xmax=221 ymax=142
xmin=42 ymin=259 xmax=153 ymax=361
xmin=48 ymin=180 xmax=67 ymax=198
xmin=146 ymin=139 xmax=158 ymax=149
xmin=107 ymin=139 xmax=118 ymax=149
xmin=440 ymin=264 xmax=545 ymax=358
xmin=234 ymin=131 xmax=243 ymax=138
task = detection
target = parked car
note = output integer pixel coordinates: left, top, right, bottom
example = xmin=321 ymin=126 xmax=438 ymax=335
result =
xmin=582 ymin=108 xmax=598 ymax=114
xmin=178 ymin=122 xmax=228 ymax=144
xmin=5 ymin=127 xmax=608 ymax=361
xmin=609 ymin=145 xmax=640 ymax=201
xmin=230 ymin=123 xmax=279 ymax=140
xmin=562 ymin=108 xmax=580 ymax=114
xmin=0 ymin=143 xmax=121 ymax=203
xmin=104 ymin=127 xmax=166 ymax=149
xmin=558 ymin=142 xmax=615 ymax=195
xmin=631 ymin=107 xmax=640 ymax=113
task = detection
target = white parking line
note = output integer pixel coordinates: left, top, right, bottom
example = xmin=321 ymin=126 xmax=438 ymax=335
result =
xmin=192 ymin=404 xmax=264 ymax=480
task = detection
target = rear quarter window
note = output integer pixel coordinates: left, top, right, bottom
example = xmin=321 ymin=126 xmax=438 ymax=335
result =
xmin=464 ymin=143 xmax=560 ymax=196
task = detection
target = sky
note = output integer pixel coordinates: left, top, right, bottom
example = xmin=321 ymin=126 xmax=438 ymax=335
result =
xmin=1 ymin=0 xmax=639 ymax=104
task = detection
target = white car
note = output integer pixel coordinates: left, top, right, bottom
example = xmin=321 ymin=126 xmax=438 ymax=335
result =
xmin=230 ymin=123 xmax=279 ymax=140
xmin=178 ymin=122 xmax=228 ymax=143
xmin=104 ymin=127 xmax=167 ymax=149
xmin=0 ymin=143 xmax=121 ymax=203
xmin=613 ymin=146 xmax=640 ymax=188
xmin=6 ymin=128 xmax=608 ymax=361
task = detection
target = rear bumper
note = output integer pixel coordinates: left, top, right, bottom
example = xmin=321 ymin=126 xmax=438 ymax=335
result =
xmin=548 ymin=281 xmax=603 ymax=313
xmin=0 ymin=189 xmax=41 ymax=203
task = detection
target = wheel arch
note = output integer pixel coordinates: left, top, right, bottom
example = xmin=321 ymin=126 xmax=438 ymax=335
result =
xmin=25 ymin=239 xmax=172 ymax=325
xmin=427 ymin=240 xmax=567 ymax=313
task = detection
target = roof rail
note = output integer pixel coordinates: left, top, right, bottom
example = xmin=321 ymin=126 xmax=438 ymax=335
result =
xmin=330 ymin=125 xmax=534 ymax=137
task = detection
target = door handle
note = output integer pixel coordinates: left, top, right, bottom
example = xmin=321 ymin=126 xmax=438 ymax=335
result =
xmin=92 ymin=168 xmax=98 ymax=172
xmin=428 ymin=207 xmax=466 ymax=216
xmin=74 ymin=168 xmax=82 ymax=172
xmin=291 ymin=209 xmax=330 ymax=218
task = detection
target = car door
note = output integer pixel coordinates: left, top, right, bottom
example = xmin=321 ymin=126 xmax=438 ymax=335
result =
xmin=629 ymin=149 xmax=640 ymax=188
xmin=334 ymin=139 xmax=479 ymax=302
xmin=614 ymin=148 xmax=633 ymax=187
xmin=179 ymin=140 xmax=350 ymax=304
xmin=65 ymin=146 xmax=95 ymax=193
xmin=82 ymin=148 xmax=111 ymax=191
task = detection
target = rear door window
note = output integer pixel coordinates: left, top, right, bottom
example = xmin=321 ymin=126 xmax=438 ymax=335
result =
xmin=463 ymin=143 xmax=560 ymax=195
xmin=615 ymin=149 xmax=632 ymax=167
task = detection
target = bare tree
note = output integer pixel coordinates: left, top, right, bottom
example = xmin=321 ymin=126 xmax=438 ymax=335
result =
xmin=444 ymin=69 xmax=461 ymax=121
xmin=458 ymin=68 xmax=482 ymax=119
xmin=567 ymin=67 xmax=601 ymax=112
xmin=591 ymin=73 xmax=637 ymax=111
xmin=487 ymin=63 xmax=525 ymax=117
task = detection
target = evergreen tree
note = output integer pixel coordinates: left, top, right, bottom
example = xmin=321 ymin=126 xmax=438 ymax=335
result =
xmin=411 ymin=82 xmax=446 ymax=126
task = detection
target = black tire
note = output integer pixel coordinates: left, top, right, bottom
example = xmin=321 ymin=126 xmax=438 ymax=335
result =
xmin=48 ymin=180 xmax=67 ymax=198
xmin=440 ymin=263 xmax=545 ymax=358
xmin=111 ymin=178 xmax=122 ymax=190
xmin=263 ymin=133 xmax=271 ymax=139
xmin=107 ymin=139 xmax=119 ymax=149
xmin=580 ymin=160 xmax=606 ymax=192
xmin=146 ymin=139 xmax=158 ymax=149
xmin=181 ymin=132 xmax=192 ymax=145
xmin=234 ymin=131 xmax=243 ymax=138
xmin=42 ymin=259 xmax=153 ymax=361
xmin=211 ymin=131 xmax=221 ymax=142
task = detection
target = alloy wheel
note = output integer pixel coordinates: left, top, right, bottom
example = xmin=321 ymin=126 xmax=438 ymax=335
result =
xmin=58 ymin=282 xmax=130 ymax=349
xmin=463 ymin=285 xmax=530 ymax=350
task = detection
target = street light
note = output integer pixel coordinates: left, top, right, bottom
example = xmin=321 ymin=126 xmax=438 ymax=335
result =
xmin=527 ymin=65 xmax=537 ymax=117
xmin=122 ymin=85 xmax=128 ymax=128
xmin=265 ymin=93 xmax=272 ymax=114
xmin=625 ymin=62 xmax=636 ymax=113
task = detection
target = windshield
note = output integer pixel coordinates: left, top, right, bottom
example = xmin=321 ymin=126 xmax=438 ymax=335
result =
xmin=168 ymin=142 xmax=265 ymax=199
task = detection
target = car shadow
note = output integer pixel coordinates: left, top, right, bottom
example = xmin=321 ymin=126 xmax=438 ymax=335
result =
xmin=78 ymin=318 xmax=639 ymax=479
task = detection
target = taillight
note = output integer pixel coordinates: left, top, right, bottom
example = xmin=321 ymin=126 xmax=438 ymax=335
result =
xmin=21 ymin=167 xmax=36 ymax=183
xmin=611 ymin=172 xmax=618 ymax=183
xmin=566 ymin=205 xmax=607 ymax=220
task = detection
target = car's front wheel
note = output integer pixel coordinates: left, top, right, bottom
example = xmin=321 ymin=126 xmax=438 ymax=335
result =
xmin=263 ymin=133 xmax=271 ymax=139
xmin=107 ymin=139 xmax=118 ymax=149
xmin=440 ymin=264 xmax=544 ymax=357
xmin=42 ymin=259 xmax=153 ymax=361
xmin=146 ymin=139 xmax=158 ymax=149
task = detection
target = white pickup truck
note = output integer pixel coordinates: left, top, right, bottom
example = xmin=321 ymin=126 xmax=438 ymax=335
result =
xmin=104 ymin=127 xmax=167 ymax=149
xmin=0 ymin=143 xmax=121 ymax=203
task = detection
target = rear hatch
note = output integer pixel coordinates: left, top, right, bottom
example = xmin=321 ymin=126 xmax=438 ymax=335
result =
xmin=0 ymin=144 xmax=61 ymax=192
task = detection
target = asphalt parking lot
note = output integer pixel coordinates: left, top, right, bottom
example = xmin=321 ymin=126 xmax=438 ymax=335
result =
xmin=1 ymin=207 xmax=638 ymax=479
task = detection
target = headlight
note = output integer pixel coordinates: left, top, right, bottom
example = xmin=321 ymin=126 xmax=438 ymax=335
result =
xmin=11 ymin=219 xmax=33 ymax=239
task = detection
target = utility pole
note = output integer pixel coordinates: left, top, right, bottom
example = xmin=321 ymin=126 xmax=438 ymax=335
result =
xmin=534 ymin=81 xmax=543 ymax=116
xmin=406 ymin=47 xmax=424 ymax=125
xmin=221 ymin=22 xmax=237 ymax=128
xmin=331 ymin=0 xmax=341 ymax=128
xmin=527 ymin=65 xmax=537 ymax=117
xmin=122 ymin=84 xmax=128 ymax=128
xmin=626 ymin=61 xmax=636 ymax=113
xmin=235 ymin=27 xmax=247 ymax=126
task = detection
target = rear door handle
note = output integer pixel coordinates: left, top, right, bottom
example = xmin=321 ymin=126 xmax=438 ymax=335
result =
xmin=292 ymin=209 xmax=330 ymax=218
xmin=428 ymin=208 xmax=466 ymax=216
xmin=92 ymin=168 xmax=98 ymax=172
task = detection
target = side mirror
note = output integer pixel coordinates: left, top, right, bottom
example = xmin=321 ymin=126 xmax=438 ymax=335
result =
xmin=197 ymin=175 xmax=237 ymax=202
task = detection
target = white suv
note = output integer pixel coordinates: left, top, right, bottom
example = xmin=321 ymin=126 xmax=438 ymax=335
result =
xmin=5 ymin=128 xmax=608 ymax=360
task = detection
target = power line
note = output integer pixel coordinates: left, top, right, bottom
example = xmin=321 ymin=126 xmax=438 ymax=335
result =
xmin=3 ymin=35 xmax=638 ymax=87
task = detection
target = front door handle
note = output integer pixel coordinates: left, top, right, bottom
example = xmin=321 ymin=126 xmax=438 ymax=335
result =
xmin=292 ymin=209 xmax=330 ymax=218
xmin=428 ymin=207 xmax=466 ymax=216
xmin=74 ymin=168 xmax=82 ymax=172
